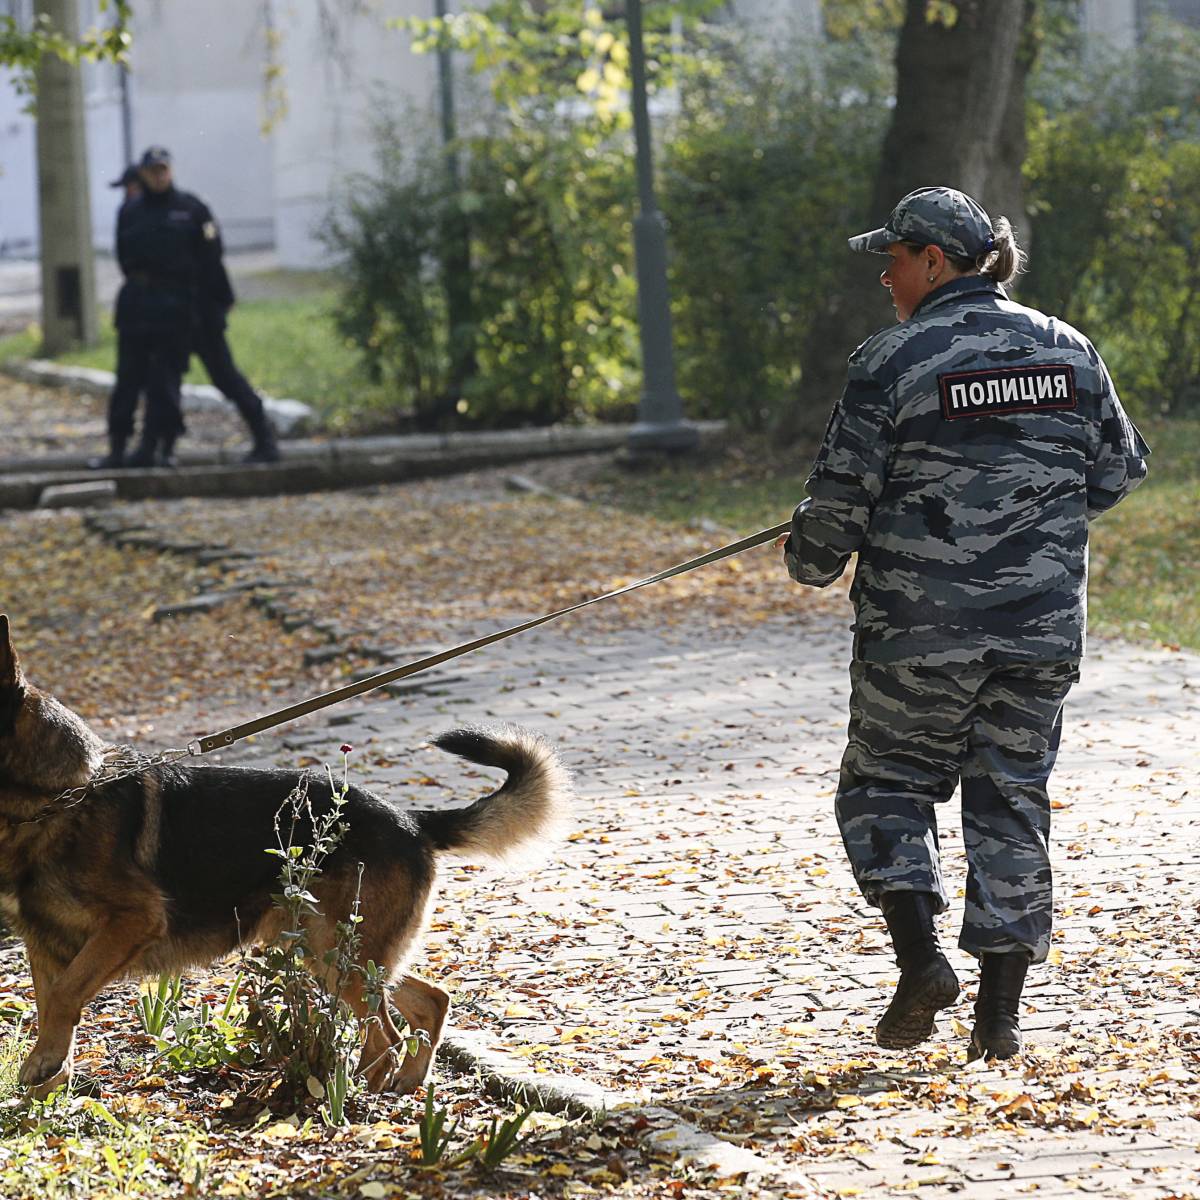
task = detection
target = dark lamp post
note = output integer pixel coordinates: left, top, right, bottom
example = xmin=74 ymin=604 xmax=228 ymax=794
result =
xmin=625 ymin=0 xmax=698 ymax=454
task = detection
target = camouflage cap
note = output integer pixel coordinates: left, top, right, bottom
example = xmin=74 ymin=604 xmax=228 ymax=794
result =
xmin=848 ymin=186 xmax=995 ymax=259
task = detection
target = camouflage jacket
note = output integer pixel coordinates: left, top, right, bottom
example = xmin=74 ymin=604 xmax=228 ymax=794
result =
xmin=785 ymin=275 xmax=1149 ymax=666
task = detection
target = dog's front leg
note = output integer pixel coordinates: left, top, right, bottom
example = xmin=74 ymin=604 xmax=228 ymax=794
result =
xmin=25 ymin=950 xmax=74 ymax=1100
xmin=20 ymin=911 xmax=162 ymax=1093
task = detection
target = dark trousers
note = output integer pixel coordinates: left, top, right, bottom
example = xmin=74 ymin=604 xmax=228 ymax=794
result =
xmin=835 ymin=658 xmax=1079 ymax=964
xmin=108 ymin=329 xmax=189 ymax=441
xmin=193 ymin=322 xmax=268 ymax=435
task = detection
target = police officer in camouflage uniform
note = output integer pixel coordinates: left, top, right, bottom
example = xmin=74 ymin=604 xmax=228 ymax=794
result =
xmin=780 ymin=187 xmax=1149 ymax=1060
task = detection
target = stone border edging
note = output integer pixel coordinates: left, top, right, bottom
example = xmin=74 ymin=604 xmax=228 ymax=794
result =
xmin=441 ymin=1027 xmax=815 ymax=1191
xmin=2 ymin=358 xmax=313 ymax=434
xmin=0 ymin=422 xmax=727 ymax=511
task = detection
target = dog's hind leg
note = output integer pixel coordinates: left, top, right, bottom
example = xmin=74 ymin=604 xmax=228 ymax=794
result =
xmin=345 ymin=990 xmax=409 ymax=1094
xmin=297 ymin=906 xmax=411 ymax=1094
xmin=20 ymin=909 xmax=165 ymax=1092
xmin=386 ymin=974 xmax=450 ymax=1093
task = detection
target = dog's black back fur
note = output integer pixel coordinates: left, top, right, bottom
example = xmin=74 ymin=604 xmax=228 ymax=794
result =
xmin=147 ymin=765 xmax=433 ymax=946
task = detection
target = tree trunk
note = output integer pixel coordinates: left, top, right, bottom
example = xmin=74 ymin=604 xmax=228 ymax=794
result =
xmin=982 ymin=0 xmax=1038 ymax=271
xmin=789 ymin=0 xmax=1034 ymax=443
xmin=34 ymin=0 xmax=98 ymax=355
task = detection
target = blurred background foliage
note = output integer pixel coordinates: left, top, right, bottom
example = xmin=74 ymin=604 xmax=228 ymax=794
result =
xmin=319 ymin=0 xmax=1200 ymax=431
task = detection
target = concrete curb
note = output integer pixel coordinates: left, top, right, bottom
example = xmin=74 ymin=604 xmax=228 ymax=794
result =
xmin=441 ymin=1027 xmax=816 ymax=1191
xmin=2 ymin=358 xmax=313 ymax=435
xmin=1 ymin=423 xmax=726 ymax=511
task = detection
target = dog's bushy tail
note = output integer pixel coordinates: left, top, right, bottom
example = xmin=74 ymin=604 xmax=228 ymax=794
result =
xmin=416 ymin=725 xmax=572 ymax=863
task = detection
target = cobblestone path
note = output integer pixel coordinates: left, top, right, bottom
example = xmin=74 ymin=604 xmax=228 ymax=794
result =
xmin=220 ymin=613 xmax=1200 ymax=1198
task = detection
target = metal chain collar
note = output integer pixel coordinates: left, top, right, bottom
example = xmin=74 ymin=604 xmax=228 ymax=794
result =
xmin=20 ymin=743 xmax=196 ymax=826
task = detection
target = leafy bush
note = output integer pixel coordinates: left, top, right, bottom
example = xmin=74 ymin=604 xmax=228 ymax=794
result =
xmin=662 ymin=32 xmax=892 ymax=431
xmin=1024 ymin=16 xmax=1200 ymax=416
xmin=324 ymin=16 xmax=893 ymax=433
xmin=323 ymin=100 xmax=639 ymax=430
xmin=321 ymin=112 xmax=456 ymax=430
xmin=323 ymin=2 xmax=1199 ymax=431
xmin=238 ymin=763 xmax=389 ymax=1122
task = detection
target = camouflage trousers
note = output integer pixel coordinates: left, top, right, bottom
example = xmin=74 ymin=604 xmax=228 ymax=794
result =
xmin=835 ymin=659 xmax=1080 ymax=963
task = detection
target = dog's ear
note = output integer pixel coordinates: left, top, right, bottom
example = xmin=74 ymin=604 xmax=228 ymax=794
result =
xmin=0 ymin=615 xmax=22 ymax=688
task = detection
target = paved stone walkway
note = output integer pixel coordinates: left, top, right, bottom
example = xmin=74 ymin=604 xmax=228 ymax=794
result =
xmin=216 ymin=610 xmax=1200 ymax=1198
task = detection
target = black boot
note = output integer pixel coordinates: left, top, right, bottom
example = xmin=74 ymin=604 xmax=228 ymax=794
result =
xmin=157 ymin=434 xmax=178 ymax=469
xmin=968 ymin=952 xmax=1029 ymax=1062
xmin=88 ymin=434 xmax=126 ymax=470
xmin=243 ymin=414 xmax=280 ymax=464
xmin=125 ymin=435 xmax=159 ymax=468
xmin=875 ymin=891 xmax=960 ymax=1050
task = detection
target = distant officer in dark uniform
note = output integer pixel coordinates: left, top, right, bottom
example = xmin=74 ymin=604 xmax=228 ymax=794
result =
xmin=779 ymin=187 xmax=1149 ymax=1062
xmin=100 ymin=146 xmax=279 ymax=468
xmin=105 ymin=146 xmax=213 ymax=467
xmin=111 ymin=163 xmax=141 ymax=204
xmin=190 ymin=216 xmax=280 ymax=464
xmin=90 ymin=166 xmax=144 ymax=470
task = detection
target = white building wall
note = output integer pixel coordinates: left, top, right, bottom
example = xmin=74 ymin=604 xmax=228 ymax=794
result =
xmin=267 ymin=0 xmax=437 ymax=268
xmin=0 ymin=69 xmax=39 ymax=256
xmin=0 ymin=0 xmax=273 ymax=258
xmin=0 ymin=0 xmax=124 ymax=255
xmin=124 ymin=0 xmax=274 ymax=249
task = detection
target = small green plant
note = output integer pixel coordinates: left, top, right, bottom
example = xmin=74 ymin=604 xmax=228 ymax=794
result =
xmin=238 ymin=754 xmax=383 ymax=1124
xmin=415 ymin=1082 xmax=536 ymax=1172
xmin=134 ymin=974 xmax=184 ymax=1037
xmin=0 ymin=1007 xmax=33 ymax=1102
xmin=321 ymin=1059 xmax=351 ymax=1127
xmin=0 ymin=1090 xmax=209 ymax=1198
xmin=134 ymin=970 xmax=256 ymax=1073
xmin=138 ymin=751 xmax=386 ymax=1126
xmin=417 ymin=1083 xmax=469 ymax=1167
xmin=477 ymin=1104 xmax=537 ymax=1172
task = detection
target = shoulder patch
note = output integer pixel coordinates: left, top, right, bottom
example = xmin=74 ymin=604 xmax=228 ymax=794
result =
xmin=938 ymin=365 xmax=1076 ymax=420
xmin=202 ymin=221 xmax=218 ymax=240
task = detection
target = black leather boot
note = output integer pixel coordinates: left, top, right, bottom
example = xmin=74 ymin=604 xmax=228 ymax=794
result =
xmin=125 ymin=435 xmax=159 ymax=468
xmin=157 ymin=435 xmax=178 ymax=469
xmin=968 ymin=952 xmax=1029 ymax=1061
xmin=88 ymin=434 xmax=126 ymax=470
xmin=243 ymin=414 xmax=280 ymax=464
xmin=876 ymin=891 xmax=960 ymax=1050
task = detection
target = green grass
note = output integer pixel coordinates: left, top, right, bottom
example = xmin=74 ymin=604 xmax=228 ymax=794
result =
xmin=584 ymin=420 xmax=1200 ymax=652
xmin=0 ymin=286 xmax=386 ymax=432
xmin=1086 ymin=419 xmax=1200 ymax=650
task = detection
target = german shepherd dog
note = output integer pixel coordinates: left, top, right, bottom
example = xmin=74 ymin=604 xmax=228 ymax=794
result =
xmin=0 ymin=616 xmax=571 ymax=1099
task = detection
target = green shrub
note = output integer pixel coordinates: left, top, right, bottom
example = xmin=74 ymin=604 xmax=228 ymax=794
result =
xmin=662 ymin=32 xmax=892 ymax=431
xmin=1024 ymin=16 xmax=1200 ymax=416
xmin=323 ymin=4 xmax=1200 ymax=431
xmin=321 ymin=113 xmax=455 ymax=429
xmin=141 ymin=755 xmax=393 ymax=1126
xmin=323 ymin=103 xmax=639 ymax=430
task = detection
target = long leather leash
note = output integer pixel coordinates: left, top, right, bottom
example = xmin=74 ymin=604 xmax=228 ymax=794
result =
xmin=190 ymin=520 xmax=791 ymax=756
